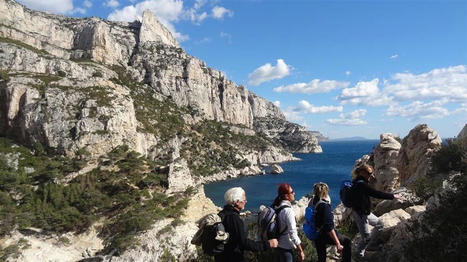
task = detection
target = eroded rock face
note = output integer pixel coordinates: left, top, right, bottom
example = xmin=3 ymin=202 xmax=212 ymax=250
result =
xmin=397 ymin=124 xmax=442 ymax=186
xmin=253 ymin=117 xmax=322 ymax=153
xmin=457 ymin=124 xmax=467 ymax=148
xmin=373 ymin=133 xmax=401 ymax=192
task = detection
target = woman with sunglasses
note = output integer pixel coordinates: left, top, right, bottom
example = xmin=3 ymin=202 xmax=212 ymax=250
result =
xmin=311 ymin=182 xmax=351 ymax=262
xmin=272 ymin=183 xmax=304 ymax=262
xmin=351 ymin=164 xmax=401 ymax=257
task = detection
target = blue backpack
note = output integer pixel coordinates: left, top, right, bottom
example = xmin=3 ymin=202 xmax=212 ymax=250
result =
xmin=303 ymin=200 xmax=325 ymax=240
xmin=340 ymin=179 xmax=364 ymax=208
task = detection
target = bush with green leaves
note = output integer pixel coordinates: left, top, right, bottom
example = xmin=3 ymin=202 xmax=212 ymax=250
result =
xmin=0 ymin=139 xmax=191 ymax=254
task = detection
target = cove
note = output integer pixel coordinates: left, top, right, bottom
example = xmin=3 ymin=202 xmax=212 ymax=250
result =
xmin=204 ymin=140 xmax=379 ymax=211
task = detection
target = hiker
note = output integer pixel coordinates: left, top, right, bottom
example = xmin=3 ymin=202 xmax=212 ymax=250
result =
xmin=311 ymin=182 xmax=351 ymax=262
xmin=215 ymin=187 xmax=278 ymax=262
xmin=351 ymin=164 xmax=401 ymax=257
xmin=272 ymin=183 xmax=304 ymax=262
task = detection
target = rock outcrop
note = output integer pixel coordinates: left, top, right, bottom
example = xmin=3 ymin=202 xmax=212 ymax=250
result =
xmin=0 ymin=1 xmax=324 ymax=261
xmin=254 ymin=117 xmax=322 ymax=153
xmin=0 ymin=0 xmax=320 ymax=159
xmin=397 ymin=124 xmax=442 ymax=185
xmin=332 ymin=124 xmax=466 ymax=262
xmin=457 ymin=123 xmax=467 ymax=147
xmin=373 ymin=133 xmax=401 ymax=192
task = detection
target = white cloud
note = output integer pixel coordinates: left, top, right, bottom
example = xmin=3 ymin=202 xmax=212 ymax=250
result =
xmin=18 ymin=0 xmax=74 ymax=14
xmin=212 ymin=6 xmax=234 ymax=19
xmin=327 ymin=109 xmax=368 ymax=126
xmin=105 ymin=0 xmax=120 ymax=8
xmin=390 ymin=54 xmax=399 ymax=59
xmin=84 ymin=0 xmax=92 ymax=8
xmin=283 ymin=108 xmax=304 ymax=123
xmin=345 ymin=71 xmax=351 ymax=76
xmin=273 ymin=101 xmax=280 ymax=107
xmin=186 ymin=0 xmax=208 ymax=24
xmin=386 ymin=100 xmax=450 ymax=120
xmin=220 ymin=31 xmax=232 ymax=44
xmin=72 ymin=7 xmax=86 ymax=14
xmin=108 ymin=0 xmax=188 ymax=41
xmin=384 ymin=65 xmax=467 ymax=102
xmin=248 ymin=59 xmax=291 ymax=86
xmin=273 ymin=79 xmax=349 ymax=94
xmin=295 ymin=100 xmax=343 ymax=114
xmin=338 ymin=78 xmax=393 ymax=106
xmin=195 ymin=37 xmax=211 ymax=44
xmin=340 ymin=78 xmax=379 ymax=98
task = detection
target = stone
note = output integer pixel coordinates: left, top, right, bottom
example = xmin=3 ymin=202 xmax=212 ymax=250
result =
xmin=269 ymin=164 xmax=284 ymax=174
xmin=397 ymin=124 xmax=442 ymax=186
xmin=139 ymin=10 xmax=179 ymax=47
xmin=373 ymin=133 xmax=401 ymax=192
xmin=457 ymin=123 xmax=467 ymax=148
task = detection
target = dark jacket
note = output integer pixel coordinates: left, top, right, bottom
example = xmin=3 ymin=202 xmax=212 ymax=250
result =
xmin=311 ymin=197 xmax=334 ymax=234
xmin=352 ymin=176 xmax=394 ymax=215
xmin=214 ymin=205 xmax=269 ymax=262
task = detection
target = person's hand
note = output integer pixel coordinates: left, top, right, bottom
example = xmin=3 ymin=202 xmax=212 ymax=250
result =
xmin=394 ymin=193 xmax=402 ymax=200
xmin=268 ymin=239 xmax=278 ymax=248
xmin=336 ymin=243 xmax=343 ymax=254
xmin=298 ymin=250 xmax=305 ymax=262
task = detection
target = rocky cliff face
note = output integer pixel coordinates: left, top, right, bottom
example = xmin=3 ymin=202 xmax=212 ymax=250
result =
xmin=0 ymin=1 xmax=323 ymax=261
xmin=397 ymin=124 xmax=442 ymax=186
xmin=331 ymin=124 xmax=465 ymax=262
xmin=458 ymin=123 xmax=467 ymax=148
xmin=253 ymin=117 xmax=323 ymax=153
xmin=0 ymin=0 xmax=320 ymax=158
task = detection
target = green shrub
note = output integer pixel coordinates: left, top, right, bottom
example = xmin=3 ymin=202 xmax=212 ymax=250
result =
xmin=403 ymin=175 xmax=467 ymax=261
xmin=431 ymin=138 xmax=466 ymax=175
xmin=0 ymin=139 xmax=187 ymax=254
xmin=57 ymin=70 xmax=67 ymax=77
xmin=92 ymin=71 xmax=103 ymax=77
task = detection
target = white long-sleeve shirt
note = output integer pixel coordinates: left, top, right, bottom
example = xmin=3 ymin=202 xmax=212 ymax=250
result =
xmin=275 ymin=200 xmax=301 ymax=250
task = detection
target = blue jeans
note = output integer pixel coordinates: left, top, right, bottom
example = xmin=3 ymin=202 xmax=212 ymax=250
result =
xmin=351 ymin=210 xmax=381 ymax=256
xmin=274 ymin=247 xmax=294 ymax=262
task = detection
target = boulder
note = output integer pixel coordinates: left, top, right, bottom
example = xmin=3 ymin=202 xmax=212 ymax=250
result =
xmin=373 ymin=187 xmax=423 ymax=216
xmin=270 ymin=164 xmax=284 ymax=174
xmin=457 ymin=123 xmax=467 ymax=148
xmin=373 ymin=133 xmax=401 ymax=192
xmin=397 ymin=124 xmax=442 ymax=186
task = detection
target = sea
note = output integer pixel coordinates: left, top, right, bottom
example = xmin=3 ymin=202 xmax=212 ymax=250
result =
xmin=204 ymin=140 xmax=379 ymax=211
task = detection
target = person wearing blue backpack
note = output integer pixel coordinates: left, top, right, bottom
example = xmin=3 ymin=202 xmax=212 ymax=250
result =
xmin=310 ymin=182 xmax=351 ymax=262
xmin=351 ymin=164 xmax=401 ymax=258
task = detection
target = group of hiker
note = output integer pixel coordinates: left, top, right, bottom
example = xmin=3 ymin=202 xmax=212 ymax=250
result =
xmin=195 ymin=163 xmax=401 ymax=262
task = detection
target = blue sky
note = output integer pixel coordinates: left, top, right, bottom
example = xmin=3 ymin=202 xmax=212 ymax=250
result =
xmin=17 ymin=0 xmax=467 ymax=139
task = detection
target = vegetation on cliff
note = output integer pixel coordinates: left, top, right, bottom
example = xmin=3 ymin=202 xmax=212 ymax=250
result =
xmin=403 ymin=138 xmax=467 ymax=261
xmin=0 ymin=138 xmax=191 ymax=255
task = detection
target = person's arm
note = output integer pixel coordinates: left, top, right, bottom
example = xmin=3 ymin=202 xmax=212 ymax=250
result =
xmin=328 ymin=229 xmax=343 ymax=253
xmin=284 ymin=208 xmax=304 ymax=261
xmin=361 ymin=182 xmax=394 ymax=200
xmin=284 ymin=208 xmax=301 ymax=247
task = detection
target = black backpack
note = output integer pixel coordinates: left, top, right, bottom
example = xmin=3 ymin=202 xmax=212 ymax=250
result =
xmin=200 ymin=213 xmax=229 ymax=256
xmin=339 ymin=179 xmax=364 ymax=208
xmin=257 ymin=205 xmax=290 ymax=241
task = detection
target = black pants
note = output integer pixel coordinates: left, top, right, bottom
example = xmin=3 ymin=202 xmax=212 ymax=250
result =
xmin=314 ymin=231 xmax=351 ymax=262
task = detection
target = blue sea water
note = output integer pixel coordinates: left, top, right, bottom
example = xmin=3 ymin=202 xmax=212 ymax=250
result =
xmin=204 ymin=140 xmax=379 ymax=211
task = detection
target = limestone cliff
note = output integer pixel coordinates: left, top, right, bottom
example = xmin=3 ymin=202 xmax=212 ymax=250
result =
xmin=331 ymin=124 xmax=465 ymax=262
xmin=0 ymin=0 xmax=323 ymax=261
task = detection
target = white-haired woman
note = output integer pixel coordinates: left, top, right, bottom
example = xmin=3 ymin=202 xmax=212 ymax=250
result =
xmin=215 ymin=187 xmax=278 ymax=262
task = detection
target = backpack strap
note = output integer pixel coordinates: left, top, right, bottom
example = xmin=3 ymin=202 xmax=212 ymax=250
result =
xmin=274 ymin=205 xmax=291 ymax=237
